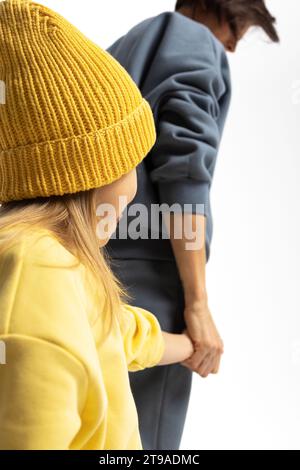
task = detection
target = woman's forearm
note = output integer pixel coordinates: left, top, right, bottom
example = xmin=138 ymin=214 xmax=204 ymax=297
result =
xmin=158 ymin=332 xmax=194 ymax=366
xmin=164 ymin=213 xmax=208 ymax=307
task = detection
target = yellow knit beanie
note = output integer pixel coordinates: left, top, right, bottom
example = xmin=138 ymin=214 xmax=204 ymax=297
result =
xmin=0 ymin=0 xmax=156 ymax=202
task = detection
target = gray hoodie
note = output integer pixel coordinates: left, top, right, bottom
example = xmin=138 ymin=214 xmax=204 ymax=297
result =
xmin=106 ymin=10 xmax=231 ymax=263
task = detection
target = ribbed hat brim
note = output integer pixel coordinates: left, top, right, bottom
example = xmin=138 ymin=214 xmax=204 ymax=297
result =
xmin=0 ymin=98 xmax=156 ymax=202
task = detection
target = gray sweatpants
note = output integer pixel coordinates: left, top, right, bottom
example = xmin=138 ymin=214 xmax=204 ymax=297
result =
xmin=110 ymin=258 xmax=193 ymax=450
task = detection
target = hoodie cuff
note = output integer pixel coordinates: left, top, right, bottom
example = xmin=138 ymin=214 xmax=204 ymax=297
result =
xmin=157 ymin=180 xmax=210 ymax=216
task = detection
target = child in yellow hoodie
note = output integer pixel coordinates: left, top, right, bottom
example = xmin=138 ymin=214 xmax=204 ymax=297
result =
xmin=0 ymin=0 xmax=194 ymax=450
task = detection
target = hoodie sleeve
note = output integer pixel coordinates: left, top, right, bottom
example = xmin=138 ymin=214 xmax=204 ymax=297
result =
xmin=147 ymin=24 xmax=231 ymax=212
xmin=118 ymin=304 xmax=165 ymax=372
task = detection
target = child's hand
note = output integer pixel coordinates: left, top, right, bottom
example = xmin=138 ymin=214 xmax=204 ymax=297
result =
xmin=181 ymin=328 xmax=194 ymax=361
xmin=180 ymin=328 xmax=198 ymax=370
xmin=158 ymin=330 xmax=194 ymax=366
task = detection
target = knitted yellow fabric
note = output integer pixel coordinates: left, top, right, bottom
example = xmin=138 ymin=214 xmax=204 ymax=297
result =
xmin=0 ymin=0 xmax=156 ymax=202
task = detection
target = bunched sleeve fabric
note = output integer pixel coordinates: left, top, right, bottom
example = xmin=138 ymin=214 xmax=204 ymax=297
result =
xmin=118 ymin=304 xmax=165 ymax=372
xmin=0 ymin=335 xmax=88 ymax=450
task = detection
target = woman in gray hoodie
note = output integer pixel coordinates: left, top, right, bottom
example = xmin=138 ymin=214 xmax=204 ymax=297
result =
xmin=106 ymin=0 xmax=279 ymax=450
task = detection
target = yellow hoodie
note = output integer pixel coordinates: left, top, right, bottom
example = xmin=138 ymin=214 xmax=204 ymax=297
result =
xmin=0 ymin=227 xmax=165 ymax=450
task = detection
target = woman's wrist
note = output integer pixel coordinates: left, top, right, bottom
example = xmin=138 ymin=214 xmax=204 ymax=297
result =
xmin=184 ymin=288 xmax=208 ymax=309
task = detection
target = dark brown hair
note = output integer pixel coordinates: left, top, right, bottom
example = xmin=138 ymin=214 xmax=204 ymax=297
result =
xmin=175 ymin=0 xmax=279 ymax=42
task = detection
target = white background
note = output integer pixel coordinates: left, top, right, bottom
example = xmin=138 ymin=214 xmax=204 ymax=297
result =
xmin=44 ymin=0 xmax=300 ymax=450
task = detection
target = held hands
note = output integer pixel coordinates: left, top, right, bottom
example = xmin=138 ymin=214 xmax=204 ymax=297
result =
xmin=180 ymin=300 xmax=224 ymax=378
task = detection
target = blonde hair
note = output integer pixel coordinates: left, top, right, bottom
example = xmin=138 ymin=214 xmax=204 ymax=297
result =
xmin=0 ymin=188 xmax=130 ymax=340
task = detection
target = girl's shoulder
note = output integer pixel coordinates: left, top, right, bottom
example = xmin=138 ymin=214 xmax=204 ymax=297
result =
xmin=0 ymin=226 xmax=92 ymax=345
xmin=0 ymin=225 xmax=82 ymax=270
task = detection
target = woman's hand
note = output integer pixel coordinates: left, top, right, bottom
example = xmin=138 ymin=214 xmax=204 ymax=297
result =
xmin=180 ymin=300 xmax=224 ymax=378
